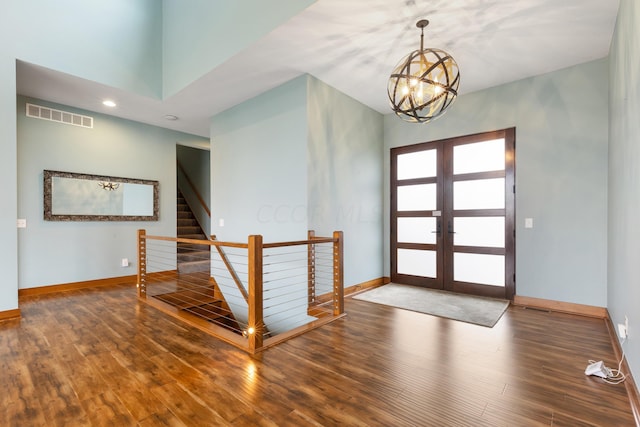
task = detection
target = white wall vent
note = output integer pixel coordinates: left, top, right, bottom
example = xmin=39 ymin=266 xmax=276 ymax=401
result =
xmin=26 ymin=103 xmax=93 ymax=129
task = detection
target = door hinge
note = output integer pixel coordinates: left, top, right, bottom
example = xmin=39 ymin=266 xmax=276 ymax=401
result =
xmin=513 ymin=229 xmax=516 ymax=238
xmin=513 ymin=185 xmax=516 ymax=194
xmin=513 ymin=273 xmax=516 ymax=282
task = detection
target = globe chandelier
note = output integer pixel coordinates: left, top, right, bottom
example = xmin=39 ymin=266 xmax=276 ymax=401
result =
xmin=387 ymin=19 xmax=460 ymax=123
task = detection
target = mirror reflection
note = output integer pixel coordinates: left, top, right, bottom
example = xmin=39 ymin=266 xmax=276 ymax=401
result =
xmin=44 ymin=170 xmax=159 ymax=221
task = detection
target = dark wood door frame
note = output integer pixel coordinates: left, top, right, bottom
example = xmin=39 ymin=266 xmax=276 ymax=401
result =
xmin=391 ymin=128 xmax=516 ymax=300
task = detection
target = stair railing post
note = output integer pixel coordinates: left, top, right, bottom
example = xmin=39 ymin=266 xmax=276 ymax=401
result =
xmin=307 ymin=230 xmax=316 ymax=308
xmin=332 ymin=231 xmax=344 ymax=316
xmin=248 ymin=234 xmax=264 ymax=352
xmin=137 ymin=229 xmax=147 ymax=299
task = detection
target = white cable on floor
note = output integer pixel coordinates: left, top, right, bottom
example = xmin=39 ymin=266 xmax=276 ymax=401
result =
xmin=587 ymin=338 xmax=627 ymax=385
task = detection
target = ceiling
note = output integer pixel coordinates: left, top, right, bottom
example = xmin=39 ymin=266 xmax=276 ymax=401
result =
xmin=16 ymin=0 xmax=620 ymax=138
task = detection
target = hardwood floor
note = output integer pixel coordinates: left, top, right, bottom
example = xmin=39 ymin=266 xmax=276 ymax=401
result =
xmin=1 ymin=283 xmax=635 ymax=426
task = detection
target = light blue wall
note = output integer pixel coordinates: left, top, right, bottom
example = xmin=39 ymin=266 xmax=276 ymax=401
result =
xmin=0 ymin=58 xmax=18 ymax=311
xmin=608 ymin=0 xmax=640 ymax=381
xmin=1 ymin=0 xmax=164 ymax=310
xmin=307 ymin=77 xmax=384 ymax=288
xmin=384 ymin=59 xmax=609 ymax=307
xmin=7 ymin=0 xmax=162 ymax=97
xmin=162 ymin=0 xmax=315 ymax=97
xmin=210 ymin=74 xmax=384 ymax=332
xmin=210 ymin=75 xmax=308 ymax=243
xmin=17 ymin=96 xmax=208 ymax=288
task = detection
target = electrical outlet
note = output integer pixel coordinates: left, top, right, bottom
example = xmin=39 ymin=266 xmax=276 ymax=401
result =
xmin=618 ymin=323 xmax=627 ymax=339
xmin=625 ymin=315 xmax=629 ymax=338
xmin=121 ymin=258 xmax=129 ymax=267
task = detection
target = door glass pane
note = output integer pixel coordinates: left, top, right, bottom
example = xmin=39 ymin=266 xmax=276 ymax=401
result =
xmin=398 ymin=184 xmax=437 ymax=211
xmin=398 ymin=249 xmax=436 ymax=278
xmin=454 ymin=138 xmax=505 ymax=175
xmin=398 ymin=217 xmax=437 ymax=244
xmin=454 ymin=178 xmax=504 ymax=210
xmin=454 ymin=217 xmax=505 ymax=248
xmin=397 ymin=149 xmax=437 ymax=180
xmin=454 ymin=253 xmax=505 ymax=286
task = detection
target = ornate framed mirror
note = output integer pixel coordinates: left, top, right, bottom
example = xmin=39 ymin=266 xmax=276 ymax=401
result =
xmin=44 ymin=170 xmax=159 ymax=221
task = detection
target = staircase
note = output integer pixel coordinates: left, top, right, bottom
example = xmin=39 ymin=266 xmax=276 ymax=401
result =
xmin=177 ymin=191 xmax=210 ymax=274
xmin=156 ymin=191 xmax=241 ymax=333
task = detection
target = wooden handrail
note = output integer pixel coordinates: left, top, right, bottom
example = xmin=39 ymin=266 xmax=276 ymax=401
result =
xmin=211 ymin=235 xmax=249 ymax=303
xmin=145 ymin=233 xmax=335 ymax=249
xmin=177 ymin=160 xmax=211 ymax=217
xmin=144 ymin=234 xmax=248 ymax=248
xmin=263 ymin=237 xmax=336 ymax=249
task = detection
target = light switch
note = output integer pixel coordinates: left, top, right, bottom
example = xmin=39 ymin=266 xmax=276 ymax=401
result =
xmin=17 ymin=219 xmax=27 ymax=228
xmin=525 ymin=218 xmax=533 ymax=229
xmin=219 ymin=218 xmax=225 ymax=227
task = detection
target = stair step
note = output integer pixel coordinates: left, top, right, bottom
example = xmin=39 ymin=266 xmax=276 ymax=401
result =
xmin=155 ymin=293 xmax=239 ymax=331
xmin=177 ymin=218 xmax=198 ymax=227
xmin=177 ymin=211 xmax=194 ymax=219
xmin=186 ymin=302 xmax=232 ymax=321
xmin=176 ymin=191 xmax=210 ymax=263
xmin=178 ymin=251 xmax=210 ymax=263
xmin=178 ymin=243 xmax=211 ymax=253
xmin=178 ymin=259 xmax=211 ymax=274
xmin=154 ymin=290 xmax=219 ymax=309
xmin=177 ymin=226 xmax=202 ymax=235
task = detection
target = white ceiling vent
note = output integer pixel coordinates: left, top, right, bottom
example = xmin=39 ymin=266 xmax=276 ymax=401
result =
xmin=26 ymin=103 xmax=93 ymax=129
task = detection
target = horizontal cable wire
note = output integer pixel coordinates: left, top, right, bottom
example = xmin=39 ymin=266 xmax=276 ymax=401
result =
xmin=263 ymin=273 xmax=309 ymax=285
xmin=142 ymin=236 xmax=339 ymax=341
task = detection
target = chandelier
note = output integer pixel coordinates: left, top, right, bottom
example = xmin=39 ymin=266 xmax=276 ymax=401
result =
xmin=387 ymin=20 xmax=460 ymax=123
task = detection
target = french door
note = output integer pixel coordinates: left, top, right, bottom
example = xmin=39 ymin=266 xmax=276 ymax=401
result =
xmin=390 ymin=128 xmax=515 ymax=300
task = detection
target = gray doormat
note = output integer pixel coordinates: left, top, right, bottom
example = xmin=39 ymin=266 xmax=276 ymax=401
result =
xmin=353 ymin=283 xmax=509 ymax=327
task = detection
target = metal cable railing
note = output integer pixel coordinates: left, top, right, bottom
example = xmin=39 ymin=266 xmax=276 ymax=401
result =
xmin=137 ymin=230 xmax=344 ymax=353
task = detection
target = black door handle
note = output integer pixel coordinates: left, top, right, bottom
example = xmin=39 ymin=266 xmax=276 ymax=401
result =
xmin=448 ymin=220 xmax=456 ymax=234
xmin=430 ymin=219 xmax=441 ymax=235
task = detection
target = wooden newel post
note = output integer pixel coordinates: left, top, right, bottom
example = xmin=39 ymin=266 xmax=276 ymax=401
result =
xmin=248 ymin=235 xmax=264 ymax=352
xmin=332 ymin=231 xmax=344 ymax=316
xmin=137 ymin=229 xmax=147 ymax=299
xmin=307 ymin=230 xmax=316 ymax=307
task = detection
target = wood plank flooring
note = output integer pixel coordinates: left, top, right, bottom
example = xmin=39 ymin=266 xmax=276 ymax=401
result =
xmin=1 ymin=282 xmax=635 ymax=426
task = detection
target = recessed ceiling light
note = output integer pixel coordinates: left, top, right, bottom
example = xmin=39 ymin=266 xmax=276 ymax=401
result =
xmin=103 ymin=100 xmax=116 ymax=107
xmin=164 ymin=114 xmax=178 ymax=121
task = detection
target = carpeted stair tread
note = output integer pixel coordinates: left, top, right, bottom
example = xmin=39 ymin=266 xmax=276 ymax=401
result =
xmin=178 ymin=225 xmax=202 ymax=235
xmin=177 ymin=259 xmax=210 ymax=274
xmin=177 ymin=243 xmax=211 ymax=253
xmin=177 ymin=211 xmax=194 ymax=219
xmin=178 ymin=251 xmax=210 ymax=263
